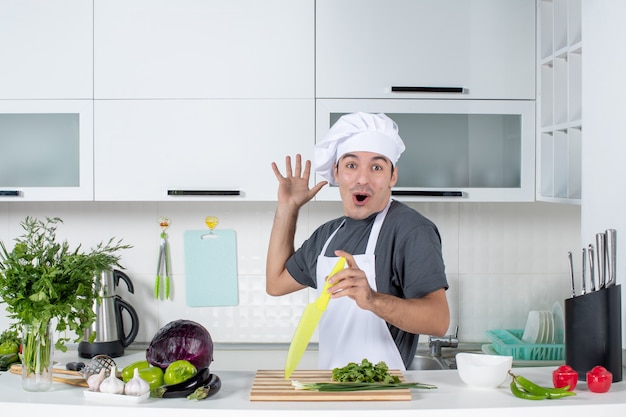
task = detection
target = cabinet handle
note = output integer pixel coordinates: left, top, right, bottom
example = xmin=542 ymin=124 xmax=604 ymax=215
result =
xmin=167 ymin=190 xmax=241 ymax=196
xmin=0 ymin=190 xmax=21 ymax=197
xmin=392 ymin=190 xmax=463 ymax=197
xmin=391 ymin=86 xmax=465 ymax=93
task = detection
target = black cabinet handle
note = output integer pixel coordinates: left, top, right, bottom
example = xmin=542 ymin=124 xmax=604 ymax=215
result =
xmin=392 ymin=190 xmax=463 ymax=197
xmin=391 ymin=86 xmax=465 ymax=93
xmin=0 ymin=190 xmax=21 ymax=197
xmin=167 ymin=190 xmax=241 ymax=196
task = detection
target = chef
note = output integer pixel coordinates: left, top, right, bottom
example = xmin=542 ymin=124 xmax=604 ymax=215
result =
xmin=266 ymin=112 xmax=450 ymax=370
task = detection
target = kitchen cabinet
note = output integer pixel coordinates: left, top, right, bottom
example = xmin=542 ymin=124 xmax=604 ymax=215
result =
xmin=537 ymin=0 xmax=582 ymax=204
xmin=315 ymin=99 xmax=536 ymax=202
xmin=94 ymin=99 xmax=314 ymax=201
xmin=0 ymin=0 xmax=92 ymax=99
xmin=0 ymin=100 xmax=94 ymax=201
xmin=316 ymin=0 xmax=535 ymax=100
xmin=94 ymin=0 xmax=314 ymax=99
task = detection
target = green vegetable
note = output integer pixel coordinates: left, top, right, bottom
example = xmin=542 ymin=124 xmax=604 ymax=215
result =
xmin=510 ymin=379 xmax=548 ymax=400
xmin=0 ymin=329 xmax=20 ymax=347
xmin=122 ymin=360 xmax=152 ymax=382
xmin=138 ymin=366 xmax=165 ymax=390
xmin=0 ymin=341 xmax=19 ymax=355
xmin=164 ymin=359 xmax=197 ymax=385
xmin=0 ymin=217 xmax=131 ymax=352
xmin=0 ymin=353 xmax=20 ymax=371
xmin=292 ymin=380 xmax=437 ymax=392
xmin=331 ymin=359 xmax=400 ymax=383
xmin=152 ymin=367 xmax=210 ymax=398
xmin=508 ymin=371 xmax=576 ymax=400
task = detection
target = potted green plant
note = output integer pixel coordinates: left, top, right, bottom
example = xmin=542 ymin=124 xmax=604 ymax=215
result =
xmin=0 ymin=217 xmax=130 ymax=391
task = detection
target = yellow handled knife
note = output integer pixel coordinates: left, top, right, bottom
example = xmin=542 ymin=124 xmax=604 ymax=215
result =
xmin=284 ymin=256 xmax=346 ymax=379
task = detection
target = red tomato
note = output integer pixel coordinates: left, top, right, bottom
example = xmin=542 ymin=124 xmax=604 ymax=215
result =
xmin=552 ymin=365 xmax=578 ymax=391
xmin=586 ymin=366 xmax=612 ymax=393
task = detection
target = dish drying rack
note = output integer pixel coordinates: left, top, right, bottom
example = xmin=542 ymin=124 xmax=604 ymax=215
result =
xmin=486 ymin=329 xmax=565 ymax=361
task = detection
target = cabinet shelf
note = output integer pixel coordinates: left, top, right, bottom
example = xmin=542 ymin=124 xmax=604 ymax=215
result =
xmin=536 ymin=0 xmax=582 ymax=204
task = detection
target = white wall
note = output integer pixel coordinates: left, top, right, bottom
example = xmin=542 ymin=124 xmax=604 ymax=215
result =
xmin=582 ymin=0 xmax=626 ymax=347
xmin=0 ymin=200 xmax=580 ymax=346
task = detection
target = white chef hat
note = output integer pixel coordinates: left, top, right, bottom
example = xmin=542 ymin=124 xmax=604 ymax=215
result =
xmin=315 ymin=112 xmax=405 ymax=185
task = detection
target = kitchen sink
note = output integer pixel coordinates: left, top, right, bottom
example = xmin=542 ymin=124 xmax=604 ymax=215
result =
xmin=409 ymin=339 xmax=483 ymax=371
xmin=409 ymin=355 xmax=447 ymax=370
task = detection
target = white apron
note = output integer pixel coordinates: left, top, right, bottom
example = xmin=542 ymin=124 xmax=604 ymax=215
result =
xmin=317 ymin=200 xmax=406 ymax=371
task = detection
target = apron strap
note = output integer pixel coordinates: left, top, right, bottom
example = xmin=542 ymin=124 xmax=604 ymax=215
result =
xmin=320 ymin=219 xmax=345 ymax=256
xmin=365 ymin=199 xmax=392 ymax=255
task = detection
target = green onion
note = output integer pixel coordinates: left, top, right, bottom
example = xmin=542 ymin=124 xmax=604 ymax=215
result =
xmin=292 ymin=380 xmax=437 ymax=392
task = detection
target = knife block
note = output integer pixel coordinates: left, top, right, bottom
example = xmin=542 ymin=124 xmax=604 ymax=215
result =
xmin=564 ymin=284 xmax=622 ymax=382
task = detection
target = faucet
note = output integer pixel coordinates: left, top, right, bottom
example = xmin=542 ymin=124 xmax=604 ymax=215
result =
xmin=428 ymin=326 xmax=459 ymax=357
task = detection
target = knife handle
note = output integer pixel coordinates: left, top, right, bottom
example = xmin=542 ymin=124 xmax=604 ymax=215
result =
xmin=581 ymin=247 xmax=587 ymax=295
xmin=596 ymin=233 xmax=606 ymax=289
xmin=606 ymin=229 xmax=617 ymax=287
xmin=588 ymin=244 xmax=596 ymax=292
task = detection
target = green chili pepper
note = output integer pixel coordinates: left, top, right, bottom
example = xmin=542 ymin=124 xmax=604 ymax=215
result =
xmin=510 ymin=379 xmax=549 ymax=400
xmin=508 ymin=371 xmax=576 ymax=400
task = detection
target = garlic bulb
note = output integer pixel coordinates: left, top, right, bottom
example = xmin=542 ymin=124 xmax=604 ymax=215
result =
xmin=124 ymin=368 xmax=150 ymax=396
xmin=87 ymin=368 xmax=107 ymax=392
xmin=99 ymin=366 xmax=125 ymax=394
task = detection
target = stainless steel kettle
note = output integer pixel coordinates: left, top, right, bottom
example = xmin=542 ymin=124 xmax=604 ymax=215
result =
xmin=78 ymin=269 xmax=139 ymax=358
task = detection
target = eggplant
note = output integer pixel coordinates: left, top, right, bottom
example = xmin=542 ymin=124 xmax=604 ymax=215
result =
xmin=151 ymin=366 xmax=211 ymax=398
xmin=186 ymin=373 xmax=222 ymax=400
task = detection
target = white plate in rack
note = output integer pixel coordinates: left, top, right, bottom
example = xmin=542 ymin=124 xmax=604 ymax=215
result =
xmin=521 ymin=310 xmax=541 ymax=344
xmin=552 ymin=301 xmax=565 ymax=344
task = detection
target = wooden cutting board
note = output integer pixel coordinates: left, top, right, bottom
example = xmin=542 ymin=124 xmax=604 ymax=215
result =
xmin=249 ymin=370 xmax=411 ymax=401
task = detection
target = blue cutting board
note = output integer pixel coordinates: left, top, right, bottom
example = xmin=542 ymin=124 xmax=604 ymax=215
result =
xmin=184 ymin=229 xmax=239 ymax=307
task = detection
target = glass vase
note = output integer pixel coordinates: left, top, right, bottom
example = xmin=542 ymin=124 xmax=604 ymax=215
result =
xmin=21 ymin=321 xmax=53 ymax=392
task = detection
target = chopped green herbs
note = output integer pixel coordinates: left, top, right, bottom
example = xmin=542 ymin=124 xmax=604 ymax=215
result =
xmin=331 ymin=359 xmax=399 ymax=383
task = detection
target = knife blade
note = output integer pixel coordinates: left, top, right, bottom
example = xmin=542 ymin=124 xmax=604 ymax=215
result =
xmin=284 ymin=257 xmax=346 ymax=379
xmin=605 ymin=229 xmax=617 ymax=287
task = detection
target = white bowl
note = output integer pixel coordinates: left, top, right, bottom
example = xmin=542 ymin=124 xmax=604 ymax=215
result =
xmin=456 ymin=352 xmax=513 ymax=388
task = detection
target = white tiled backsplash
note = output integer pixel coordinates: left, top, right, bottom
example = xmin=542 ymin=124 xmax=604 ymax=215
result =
xmin=0 ymin=201 xmax=580 ymax=346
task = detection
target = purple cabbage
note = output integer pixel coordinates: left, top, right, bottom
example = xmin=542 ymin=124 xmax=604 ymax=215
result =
xmin=146 ymin=319 xmax=213 ymax=370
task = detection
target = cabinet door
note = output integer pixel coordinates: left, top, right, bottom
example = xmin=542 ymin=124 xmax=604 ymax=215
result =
xmin=0 ymin=0 xmax=92 ymax=99
xmin=94 ymin=99 xmax=314 ymax=201
xmin=0 ymin=100 xmax=94 ymax=201
xmin=94 ymin=0 xmax=314 ymax=99
xmin=315 ymin=99 xmax=535 ymax=202
xmin=316 ymin=0 xmax=535 ymax=100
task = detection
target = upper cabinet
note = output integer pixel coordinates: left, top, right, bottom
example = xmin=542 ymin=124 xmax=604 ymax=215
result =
xmin=0 ymin=0 xmax=93 ymax=99
xmin=316 ymin=99 xmax=536 ymax=202
xmin=94 ymin=0 xmax=314 ymax=99
xmin=0 ymin=100 xmax=94 ymax=201
xmin=316 ymin=0 xmax=536 ymax=100
xmin=94 ymin=99 xmax=313 ymax=201
xmin=536 ymin=0 xmax=582 ymax=204
xmin=0 ymin=1 xmax=94 ymax=201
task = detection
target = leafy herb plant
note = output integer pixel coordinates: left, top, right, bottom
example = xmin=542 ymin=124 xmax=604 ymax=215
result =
xmin=0 ymin=217 xmax=131 ymax=354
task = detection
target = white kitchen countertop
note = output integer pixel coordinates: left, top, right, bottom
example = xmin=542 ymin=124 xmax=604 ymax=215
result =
xmin=1 ymin=348 xmax=625 ymax=417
